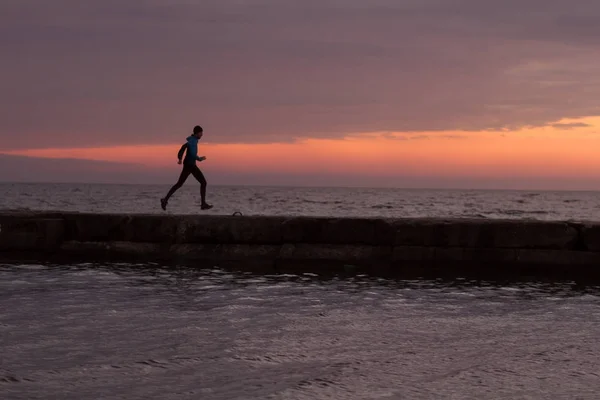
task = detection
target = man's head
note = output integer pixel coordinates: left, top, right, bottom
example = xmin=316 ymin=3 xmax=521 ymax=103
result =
xmin=193 ymin=125 xmax=203 ymax=138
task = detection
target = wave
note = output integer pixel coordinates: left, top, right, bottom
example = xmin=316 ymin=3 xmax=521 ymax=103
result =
xmin=301 ymin=199 xmax=345 ymax=205
xmin=494 ymin=209 xmax=550 ymax=216
xmin=371 ymin=204 xmax=394 ymax=209
xmin=459 ymin=213 xmax=488 ymax=218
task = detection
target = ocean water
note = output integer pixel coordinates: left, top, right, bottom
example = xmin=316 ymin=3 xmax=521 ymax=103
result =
xmin=2 ymin=264 xmax=600 ymax=400
xmin=1 ymin=182 xmax=599 ymax=220
xmin=3 ymin=184 xmax=600 ymax=400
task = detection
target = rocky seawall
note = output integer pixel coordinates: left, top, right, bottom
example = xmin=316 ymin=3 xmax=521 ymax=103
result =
xmin=2 ymin=210 xmax=600 ymax=277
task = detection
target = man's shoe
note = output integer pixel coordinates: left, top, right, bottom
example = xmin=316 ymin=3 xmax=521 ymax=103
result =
xmin=160 ymin=198 xmax=168 ymax=211
xmin=201 ymin=203 xmax=213 ymax=210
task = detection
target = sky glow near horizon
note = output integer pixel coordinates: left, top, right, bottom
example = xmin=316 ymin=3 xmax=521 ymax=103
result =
xmin=3 ymin=0 xmax=600 ymax=189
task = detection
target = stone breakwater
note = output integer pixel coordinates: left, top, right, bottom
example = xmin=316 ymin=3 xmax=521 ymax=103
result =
xmin=2 ymin=210 xmax=600 ymax=276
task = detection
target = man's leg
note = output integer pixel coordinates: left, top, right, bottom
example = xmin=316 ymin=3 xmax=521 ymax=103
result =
xmin=161 ymin=166 xmax=191 ymax=210
xmin=191 ymin=165 xmax=212 ymax=209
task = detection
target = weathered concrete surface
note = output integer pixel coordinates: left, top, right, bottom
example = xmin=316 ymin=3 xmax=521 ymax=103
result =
xmin=392 ymin=219 xmax=578 ymax=249
xmin=1 ymin=211 xmax=600 ymax=276
xmin=177 ymin=215 xmax=283 ymax=244
xmin=171 ymin=243 xmax=281 ymax=261
xmin=0 ymin=215 xmax=65 ymax=251
xmin=579 ymin=223 xmax=600 ymax=252
xmin=281 ymin=217 xmax=395 ymax=244
xmin=279 ymin=243 xmax=392 ymax=262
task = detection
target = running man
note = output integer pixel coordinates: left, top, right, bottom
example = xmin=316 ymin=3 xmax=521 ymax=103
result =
xmin=161 ymin=125 xmax=213 ymax=211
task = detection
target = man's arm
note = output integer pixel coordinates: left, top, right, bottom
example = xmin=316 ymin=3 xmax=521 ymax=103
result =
xmin=177 ymin=143 xmax=188 ymax=163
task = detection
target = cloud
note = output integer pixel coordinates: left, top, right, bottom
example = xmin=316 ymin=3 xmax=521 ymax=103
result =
xmin=0 ymin=154 xmax=151 ymax=184
xmin=2 ymin=0 xmax=600 ymax=149
xmin=551 ymin=122 xmax=592 ymax=130
xmin=352 ymin=132 xmax=468 ymax=141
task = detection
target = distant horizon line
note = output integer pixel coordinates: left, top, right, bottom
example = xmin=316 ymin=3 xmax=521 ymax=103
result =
xmin=2 ymin=180 xmax=600 ymax=193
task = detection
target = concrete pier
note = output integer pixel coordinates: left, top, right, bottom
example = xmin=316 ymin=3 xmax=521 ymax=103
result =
xmin=2 ymin=210 xmax=600 ymax=277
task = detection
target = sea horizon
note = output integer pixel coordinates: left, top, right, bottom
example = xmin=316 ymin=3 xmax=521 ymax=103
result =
xmin=2 ymin=182 xmax=599 ymax=221
xmin=3 ymin=180 xmax=600 ymax=194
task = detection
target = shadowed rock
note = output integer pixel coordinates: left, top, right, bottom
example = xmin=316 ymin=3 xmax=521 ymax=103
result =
xmin=1 ymin=211 xmax=599 ymax=277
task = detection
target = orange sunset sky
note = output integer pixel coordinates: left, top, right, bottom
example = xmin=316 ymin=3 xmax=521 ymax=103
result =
xmin=3 ymin=1 xmax=600 ymax=189
xmin=5 ymin=117 xmax=600 ymax=189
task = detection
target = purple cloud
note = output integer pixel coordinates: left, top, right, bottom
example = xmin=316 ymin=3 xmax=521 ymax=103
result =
xmin=551 ymin=122 xmax=592 ymax=130
xmin=2 ymin=0 xmax=600 ymax=149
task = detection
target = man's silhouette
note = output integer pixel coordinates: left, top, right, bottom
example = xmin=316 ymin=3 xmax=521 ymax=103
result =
xmin=161 ymin=125 xmax=212 ymax=210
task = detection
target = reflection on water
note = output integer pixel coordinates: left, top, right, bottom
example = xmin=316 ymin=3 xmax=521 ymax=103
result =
xmin=2 ymin=263 xmax=600 ymax=399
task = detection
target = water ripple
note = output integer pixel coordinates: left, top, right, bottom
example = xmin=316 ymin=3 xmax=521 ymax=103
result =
xmin=2 ymin=183 xmax=600 ymax=221
xmin=1 ymin=264 xmax=600 ymax=399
